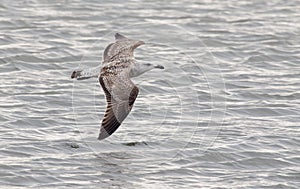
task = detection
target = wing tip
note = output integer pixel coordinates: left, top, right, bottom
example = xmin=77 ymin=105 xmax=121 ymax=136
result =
xmin=98 ymin=129 xmax=110 ymax=140
xmin=71 ymin=70 xmax=81 ymax=79
xmin=115 ymin=33 xmax=127 ymax=40
xmin=97 ymin=124 xmax=116 ymax=140
xmin=98 ymin=134 xmax=109 ymax=140
xmin=98 ymin=116 xmax=124 ymax=140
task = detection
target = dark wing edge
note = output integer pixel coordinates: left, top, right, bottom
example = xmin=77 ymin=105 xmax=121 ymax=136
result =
xmin=115 ymin=33 xmax=127 ymax=40
xmin=98 ymin=76 xmax=139 ymax=140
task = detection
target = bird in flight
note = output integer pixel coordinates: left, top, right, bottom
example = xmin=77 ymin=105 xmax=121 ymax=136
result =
xmin=71 ymin=33 xmax=164 ymax=140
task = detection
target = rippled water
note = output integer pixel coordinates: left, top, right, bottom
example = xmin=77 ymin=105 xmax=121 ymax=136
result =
xmin=1 ymin=0 xmax=299 ymax=188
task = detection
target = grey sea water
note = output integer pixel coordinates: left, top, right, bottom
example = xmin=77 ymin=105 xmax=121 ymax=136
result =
xmin=0 ymin=0 xmax=299 ymax=188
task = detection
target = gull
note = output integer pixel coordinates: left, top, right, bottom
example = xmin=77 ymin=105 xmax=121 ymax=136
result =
xmin=71 ymin=33 xmax=164 ymax=140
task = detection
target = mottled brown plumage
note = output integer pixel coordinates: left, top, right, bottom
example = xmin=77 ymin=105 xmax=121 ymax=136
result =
xmin=71 ymin=33 xmax=164 ymax=140
xmin=98 ymin=33 xmax=144 ymax=140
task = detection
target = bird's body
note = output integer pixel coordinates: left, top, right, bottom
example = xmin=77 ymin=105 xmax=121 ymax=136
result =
xmin=71 ymin=33 xmax=164 ymax=140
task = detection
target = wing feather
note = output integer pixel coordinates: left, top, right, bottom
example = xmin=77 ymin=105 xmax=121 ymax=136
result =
xmin=102 ymin=33 xmax=144 ymax=62
xmin=98 ymin=76 xmax=139 ymax=140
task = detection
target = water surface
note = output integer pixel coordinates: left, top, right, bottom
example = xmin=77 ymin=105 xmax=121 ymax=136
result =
xmin=0 ymin=0 xmax=299 ymax=188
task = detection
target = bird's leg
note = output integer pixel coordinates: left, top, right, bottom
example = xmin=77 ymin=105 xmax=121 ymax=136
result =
xmin=71 ymin=66 xmax=100 ymax=80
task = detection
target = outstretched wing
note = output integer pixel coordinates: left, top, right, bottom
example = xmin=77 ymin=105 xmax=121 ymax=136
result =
xmin=70 ymin=65 xmax=100 ymax=80
xmin=98 ymin=75 xmax=139 ymax=140
xmin=103 ymin=33 xmax=144 ymax=62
